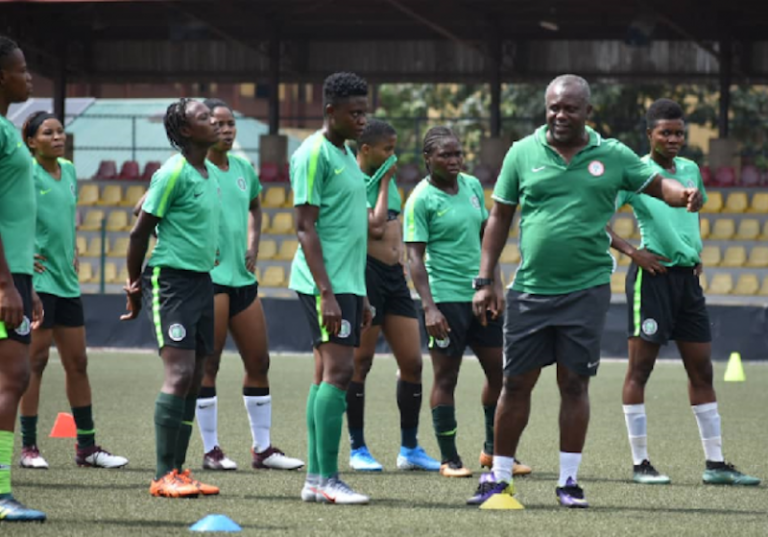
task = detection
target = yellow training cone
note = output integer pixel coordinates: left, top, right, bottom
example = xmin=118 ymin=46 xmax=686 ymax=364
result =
xmin=480 ymin=493 xmax=525 ymax=510
xmin=724 ymin=352 xmax=745 ymax=382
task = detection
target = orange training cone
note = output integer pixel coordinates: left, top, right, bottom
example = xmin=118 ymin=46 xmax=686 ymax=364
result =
xmin=49 ymin=412 xmax=77 ymax=438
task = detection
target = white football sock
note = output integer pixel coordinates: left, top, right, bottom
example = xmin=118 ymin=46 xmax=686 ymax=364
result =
xmin=244 ymin=395 xmax=272 ymax=453
xmin=692 ymin=402 xmax=723 ymax=462
xmin=623 ymin=404 xmax=649 ymax=465
xmin=558 ymin=451 xmax=582 ymax=487
xmin=196 ymin=396 xmax=219 ymax=454
xmin=491 ymin=455 xmax=515 ymax=484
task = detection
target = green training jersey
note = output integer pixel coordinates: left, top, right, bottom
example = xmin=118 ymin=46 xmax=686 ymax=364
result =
xmin=0 ymin=116 xmax=35 ymax=275
xmin=33 ymin=159 xmax=80 ymax=297
xmin=616 ymin=156 xmax=707 ymax=267
xmin=289 ymin=131 xmax=368 ymax=296
xmin=365 ymin=158 xmax=401 ymax=213
xmin=493 ymin=126 xmax=657 ymax=295
xmin=404 ymin=174 xmax=488 ymax=303
xmin=210 ymin=154 xmax=262 ymax=287
xmin=142 ymin=154 xmax=221 ymax=273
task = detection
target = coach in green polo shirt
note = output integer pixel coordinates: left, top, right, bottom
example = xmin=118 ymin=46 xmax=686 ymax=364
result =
xmin=466 ymin=75 xmax=702 ymax=509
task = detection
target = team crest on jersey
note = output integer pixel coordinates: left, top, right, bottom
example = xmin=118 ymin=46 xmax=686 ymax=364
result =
xmin=642 ymin=318 xmax=658 ymax=336
xmin=15 ymin=316 xmax=30 ymax=336
xmin=70 ymin=184 xmax=76 ymax=197
xmin=237 ymin=177 xmax=247 ymax=191
xmin=338 ymin=320 xmax=351 ymax=339
xmin=168 ymin=323 xmax=187 ymax=342
xmin=686 ymin=180 xmax=695 ymax=188
xmin=588 ymin=160 xmax=605 ymax=177
xmin=470 ymin=195 xmax=481 ymax=209
xmin=435 ymin=336 xmax=450 ymax=349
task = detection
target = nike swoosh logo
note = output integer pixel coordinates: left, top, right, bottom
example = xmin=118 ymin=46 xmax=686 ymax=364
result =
xmin=255 ymin=402 xmax=269 ymax=406
xmin=355 ymin=393 xmax=364 ymax=398
xmin=532 ymin=166 xmax=546 ymax=172
xmin=413 ymin=393 xmax=422 ymax=398
xmin=436 ymin=209 xmax=450 ymax=217
xmin=334 ymin=167 xmax=345 ymax=175
xmin=587 ymin=361 xmax=600 ymax=368
xmin=197 ymin=403 xmax=214 ymax=409
xmin=40 ymin=189 xmax=52 ymax=195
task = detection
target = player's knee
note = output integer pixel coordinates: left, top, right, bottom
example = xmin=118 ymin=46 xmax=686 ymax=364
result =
xmin=325 ymin=360 xmax=354 ymax=388
xmin=167 ymin=361 xmax=197 ymax=392
xmin=62 ymin=354 xmax=88 ymax=377
xmin=398 ymin=355 xmax=423 ymax=381
xmin=558 ymin=374 xmax=589 ymax=400
xmin=502 ymin=375 xmax=534 ymax=397
xmin=245 ymin=353 xmax=270 ymax=379
xmin=29 ymin=350 xmax=51 ymax=376
xmin=689 ymin=361 xmax=713 ymax=389
xmin=205 ymin=353 xmax=222 ymax=378
xmin=628 ymin=360 xmax=655 ymax=387
xmin=434 ymin=368 xmax=459 ymax=395
xmin=355 ymin=354 xmax=374 ymax=379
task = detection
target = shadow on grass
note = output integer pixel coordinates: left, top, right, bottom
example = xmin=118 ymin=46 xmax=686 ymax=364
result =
xmin=20 ymin=481 xmax=140 ymax=491
xmin=56 ymin=518 xmax=290 ymax=531
xmin=517 ymin=504 xmax=768 ymax=516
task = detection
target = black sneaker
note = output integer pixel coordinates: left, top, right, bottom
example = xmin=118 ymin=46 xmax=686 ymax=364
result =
xmin=632 ymin=460 xmax=670 ymax=484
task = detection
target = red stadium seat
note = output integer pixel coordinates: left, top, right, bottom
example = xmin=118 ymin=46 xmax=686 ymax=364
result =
xmin=740 ymin=165 xmax=760 ymax=187
xmin=714 ymin=166 xmax=737 ymax=187
xmin=700 ymin=166 xmax=712 ymax=186
xmin=260 ymin=162 xmax=280 ymax=183
xmin=119 ymin=160 xmax=140 ymax=181
xmin=93 ymin=160 xmax=117 ymax=181
xmin=141 ymin=161 xmax=161 ymax=182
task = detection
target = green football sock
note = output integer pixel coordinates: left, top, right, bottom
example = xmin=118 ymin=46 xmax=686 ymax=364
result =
xmin=306 ymin=384 xmax=320 ymax=475
xmin=19 ymin=415 xmax=37 ymax=448
xmin=0 ymin=430 xmax=13 ymax=498
xmin=432 ymin=405 xmax=459 ymax=462
xmin=174 ymin=395 xmax=197 ymax=471
xmin=154 ymin=392 xmax=184 ymax=479
xmin=72 ymin=405 xmax=96 ymax=449
xmin=483 ymin=404 xmax=496 ymax=456
xmin=314 ymin=382 xmax=347 ymax=479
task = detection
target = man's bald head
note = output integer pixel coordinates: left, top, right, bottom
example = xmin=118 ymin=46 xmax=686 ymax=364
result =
xmin=544 ymin=74 xmax=592 ymax=146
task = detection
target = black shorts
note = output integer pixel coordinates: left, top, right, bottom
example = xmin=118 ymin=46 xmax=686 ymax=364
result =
xmin=427 ymin=302 xmax=503 ymax=358
xmin=365 ymin=256 xmax=418 ymax=326
xmin=142 ymin=266 xmax=214 ymax=354
xmin=213 ymin=282 xmax=258 ymax=319
xmin=0 ymin=274 xmax=33 ymax=345
xmin=626 ymin=263 xmax=711 ymax=345
xmin=297 ymin=293 xmax=363 ymax=348
xmin=38 ymin=294 xmax=84 ymax=329
xmin=504 ymin=284 xmax=611 ymax=377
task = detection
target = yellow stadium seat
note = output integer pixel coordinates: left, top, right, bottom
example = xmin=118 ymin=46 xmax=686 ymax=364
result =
xmin=760 ymin=221 xmax=768 ymax=241
xmin=700 ymin=246 xmax=721 ymax=267
xmin=121 ymin=185 xmax=146 ymax=208
xmin=759 ymin=276 xmax=768 ymax=296
xmin=98 ymin=185 xmax=123 ymax=206
xmin=76 ymin=236 xmax=87 ymax=256
xmin=79 ymin=210 xmax=105 ymax=231
xmin=83 ymin=238 xmax=105 ymax=258
xmin=616 ymin=253 xmax=631 ymax=266
xmin=276 ymin=239 xmax=298 ymax=261
xmin=77 ymin=184 xmax=99 ymax=206
xmin=78 ymin=262 xmax=94 ymax=284
xmin=699 ymin=218 xmax=710 ymax=239
xmin=734 ymin=218 xmax=760 ymax=240
xmin=105 ymin=210 xmax=128 ymax=232
xmin=269 ymin=212 xmax=294 ymax=235
xmin=104 ymin=262 xmax=119 ymax=284
xmin=708 ymin=273 xmax=733 ymax=295
xmin=701 ymin=191 xmax=723 ymax=213
xmin=508 ymin=218 xmax=520 ymax=238
xmin=733 ymin=273 xmax=759 ymax=295
xmin=261 ymin=266 xmax=286 ymax=287
xmin=483 ymin=189 xmax=493 ymax=210
xmin=610 ymin=271 xmax=626 ymax=294
xmin=699 ymin=272 xmax=708 ymax=292
xmin=721 ymin=246 xmax=746 ymax=267
xmin=748 ymin=192 xmax=768 ymax=214
xmin=617 ymin=203 xmax=633 ymax=213
xmin=262 ymin=187 xmax=287 ymax=208
xmin=258 ymin=240 xmax=277 ymax=260
xmin=117 ymin=264 xmax=129 ymax=284
xmin=500 ymin=243 xmax=521 ymax=264
xmin=746 ymin=246 xmax=768 ymax=268
xmin=108 ymin=237 xmax=130 ymax=258
xmin=612 ymin=217 xmax=635 ymax=239
xmin=709 ymin=218 xmax=735 ymax=240
xmin=261 ymin=213 xmax=270 ymax=233
xmin=724 ymin=192 xmax=748 ymax=213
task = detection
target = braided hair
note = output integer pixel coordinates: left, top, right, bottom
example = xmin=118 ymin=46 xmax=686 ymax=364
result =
xmin=164 ymin=98 xmax=193 ymax=152
xmin=0 ymin=36 xmax=18 ymax=68
xmin=422 ymin=126 xmax=460 ymax=175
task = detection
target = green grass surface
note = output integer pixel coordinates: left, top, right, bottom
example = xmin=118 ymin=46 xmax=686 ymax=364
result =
xmin=6 ymin=352 xmax=768 ymax=536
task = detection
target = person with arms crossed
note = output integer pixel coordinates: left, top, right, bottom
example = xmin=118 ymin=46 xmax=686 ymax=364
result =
xmin=469 ymin=75 xmax=702 ymax=509
xmin=194 ymin=98 xmax=303 ymax=472
xmin=18 ymin=112 xmax=128 ymax=470
xmin=345 ymin=119 xmax=440 ymax=473
xmin=608 ymin=98 xmax=759 ymax=487
xmin=292 ymin=72 xmax=373 ymax=505
xmin=122 ymin=98 xmax=222 ymax=498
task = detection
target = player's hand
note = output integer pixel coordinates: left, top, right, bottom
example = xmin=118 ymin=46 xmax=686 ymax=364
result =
xmin=630 ymin=248 xmax=670 ymax=276
xmin=424 ymin=304 xmax=450 ymax=340
xmin=31 ymin=289 xmax=44 ymax=330
xmin=382 ymin=164 xmax=398 ymax=182
xmin=73 ymin=256 xmax=80 ymax=275
xmin=0 ymin=280 xmax=24 ymax=330
xmin=683 ymin=188 xmax=703 ymax=212
xmin=490 ymin=284 xmax=505 ymax=321
xmin=361 ymin=296 xmax=373 ymax=332
xmin=245 ymin=248 xmax=258 ymax=273
xmin=120 ymin=279 xmax=142 ymax=321
xmin=472 ymin=287 xmax=494 ymax=326
xmin=694 ymin=263 xmax=703 ymax=277
xmin=320 ymin=292 xmax=342 ymax=336
xmin=34 ymin=254 xmax=46 ymax=274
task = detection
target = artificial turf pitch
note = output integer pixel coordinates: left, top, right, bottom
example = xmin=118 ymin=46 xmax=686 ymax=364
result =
xmin=7 ymin=351 xmax=768 ymax=536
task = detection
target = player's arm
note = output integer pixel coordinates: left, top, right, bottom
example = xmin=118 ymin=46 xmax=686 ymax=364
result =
xmin=607 ymin=225 xmax=669 ymax=275
xmin=479 ymin=219 xmax=507 ymax=318
xmin=368 ymin=165 xmax=396 ymax=240
xmin=246 ymin=197 xmax=262 ymax=273
xmin=122 ymin=210 xmax=159 ymax=320
xmin=406 ymin=242 xmax=449 ymax=340
xmin=133 ymin=192 xmax=148 ymax=217
xmin=642 ymin=175 xmax=701 ymax=212
xmin=0 ymin=234 xmax=23 ymax=329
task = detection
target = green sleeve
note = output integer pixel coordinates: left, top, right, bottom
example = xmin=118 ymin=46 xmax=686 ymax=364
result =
xmin=403 ymin=188 xmax=429 ymax=243
xmin=617 ymin=143 xmax=657 ymax=193
xmin=143 ymin=157 xmax=185 ymax=218
xmin=64 ymin=161 xmax=78 ymax=201
xmin=471 ymin=177 xmax=489 ymax=221
xmin=291 ymin=136 xmax=325 ymax=207
xmin=247 ymin=160 xmax=262 ymax=200
xmin=493 ymin=144 xmax=520 ymax=205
